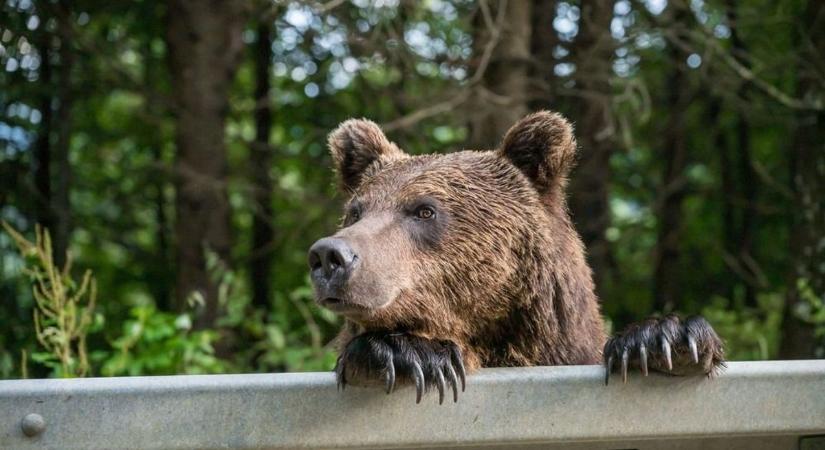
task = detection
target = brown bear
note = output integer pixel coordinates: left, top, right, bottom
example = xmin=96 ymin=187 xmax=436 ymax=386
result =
xmin=308 ymin=111 xmax=724 ymax=404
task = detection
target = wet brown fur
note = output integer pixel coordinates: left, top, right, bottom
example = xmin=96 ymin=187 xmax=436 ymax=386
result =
xmin=325 ymin=112 xmax=606 ymax=372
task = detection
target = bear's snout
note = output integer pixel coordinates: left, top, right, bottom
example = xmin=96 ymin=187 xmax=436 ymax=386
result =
xmin=308 ymin=237 xmax=365 ymax=313
xmin=308 ymin=237 xmax=357 ymax=282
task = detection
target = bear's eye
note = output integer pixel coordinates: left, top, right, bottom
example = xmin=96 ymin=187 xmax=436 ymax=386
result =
xmin=345 ymin=204 xmax=362 ymax=225
xmin=414 ymin=205 xmax=436 ymax=220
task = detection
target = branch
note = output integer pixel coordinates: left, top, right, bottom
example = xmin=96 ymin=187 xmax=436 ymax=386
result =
xmin=380 ymin=0 xmax=508 ymax=131
xmin=468 ymin=0 xmax=508 ymax=85
xmin=639 ymin=0 xmax=824 ymax=111
xmin=687 ymin=29 xmax=823 ymax=111
xmin=314 ymin=0 xmax=348 ymax=14
xmin=381 ymin=89 xmax=472 ymax=131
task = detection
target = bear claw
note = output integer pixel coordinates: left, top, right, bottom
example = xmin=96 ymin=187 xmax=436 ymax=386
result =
xmin=335 ymin=331 xmax=465 ymax=404
xmin=449 ymin=344 xmax=466 ymax=392
xmin=412 ymin=360 xmax=424 ymax=403
xmin=662 ymin=337 xmax=673 ymax=371
xmin=603 ymin=314 xmax=724 ymax=385
xmin=384 ymin=360 xmax=395 ymax=394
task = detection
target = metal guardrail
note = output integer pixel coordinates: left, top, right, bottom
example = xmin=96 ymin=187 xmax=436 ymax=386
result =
xmin=1 ymin=360 xmax=824 ymax=449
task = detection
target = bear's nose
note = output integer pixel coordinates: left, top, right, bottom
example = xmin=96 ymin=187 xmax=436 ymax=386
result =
xmin=308 ymin=237 xmax=358 ymax=281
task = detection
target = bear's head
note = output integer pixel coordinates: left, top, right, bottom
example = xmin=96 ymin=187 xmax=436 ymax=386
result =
xmin=308 ymin=111 xmax=589 ymax=337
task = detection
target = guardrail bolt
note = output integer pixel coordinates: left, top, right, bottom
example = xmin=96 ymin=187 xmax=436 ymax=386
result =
xmin=21 ymin=413 xmax=46 ymax=437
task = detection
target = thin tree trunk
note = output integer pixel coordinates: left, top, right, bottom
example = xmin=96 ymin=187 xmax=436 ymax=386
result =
xmin=710 ymin=97 xmax=737 ymax=302
xmin=52 ymin=2 xmax=73 ymax=268
xmin=468 ymin=0 xmax=532 ymax=148
xmin=653 ymin=6 xmax=691 ymax=312
xmin=779 ymin=106 xmax=824 ymax=358
xmin=152 ymin=143 xmax=172 ymax=310
xmin=140 ymin=37 xmax=172 ymax=311
xmin=567 ymin=0 xmax=615 ymax=299
xmin=33 ymin=28 xmax=54 ymax=237
xmin=250 ymin=22 xmax=275 ymax=310
xmin=32 ymin=1 xmax=74 ymax=266
xmin=778 ymin=0 xmax=825 ymax=359
xmin=32 ymin=2 xmax=73 ymax=266
xmin=389 ymin=4 xmax=412 ymax=117
xmin=528 ymin=0 xmax=558 ymax=112
xmin=727 ymin=0 xmax=758 ymax=308
xmin=735 ymin=112 xmax=758 ymax=306
xmin=166 ymin=1 xmax=246 ymax=329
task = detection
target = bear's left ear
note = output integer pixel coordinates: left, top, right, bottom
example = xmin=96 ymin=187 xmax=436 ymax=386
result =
xmin=328 ymin=119 xmax=408 ymax=193
xmin=498 ymin=111 xmax=577 ymax=196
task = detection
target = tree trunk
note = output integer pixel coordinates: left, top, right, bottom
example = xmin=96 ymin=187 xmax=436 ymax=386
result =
xmin=250 ymin=22 xmax=275 ymax=310
xmin=711 ymin=97 xmax=737 ymax=302
xmin=778 ymin=0 xmax=825 ymax=359
xmin=33 ymin=28 xmax=54 ymax=238
xmin=32 ymin=3 xmax=72 ymax=266
xmin=166 ymin=1 xmax=246 ymax=328
xmin=141 ymin=38 xmax=173 ymax=311
xmin=779 ymin=106 xmax=824 ymax=358
xmin=468 ymin=0 xmax=532 ymax=148
xmin=52 ymin=1 xmax=73 ymax=268
xmin=653 ymin=6 xmax=691 ymax=313
xmin=152 ymin=143 xmax=172 ymax=311
xmin=727 ymin=0 xmax=758 ymax=308
xmin=528 ymin=0 xmax=559 ymax=112
xmin=567 ymin=0 xmax=615 ymax=299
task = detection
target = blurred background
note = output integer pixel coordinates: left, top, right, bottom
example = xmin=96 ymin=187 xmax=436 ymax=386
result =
xmin=0 ymin=0 xmax=823 ymax=379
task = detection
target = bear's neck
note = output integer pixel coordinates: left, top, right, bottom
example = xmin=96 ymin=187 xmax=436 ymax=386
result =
xmin=474 ymin=211 xmax=606 ymax=367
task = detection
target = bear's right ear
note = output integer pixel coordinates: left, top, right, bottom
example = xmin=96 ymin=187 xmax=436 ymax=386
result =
xmin=328 ymin=119 xmax=407 ymax=192
xmin=498 ymin=111 xmax=577 ymax=197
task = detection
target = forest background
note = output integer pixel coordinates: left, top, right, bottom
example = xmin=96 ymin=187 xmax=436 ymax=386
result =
xmin=1 ymin=0 xmax=823 ymax=378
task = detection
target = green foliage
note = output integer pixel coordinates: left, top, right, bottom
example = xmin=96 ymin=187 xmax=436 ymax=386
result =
xmin=100 ymin=305 xmax=227 ymax=376
xmin=205 ymin=249 xmax=339 ymax=373
xmin=1 ymin=0 xmax=821 ymax=379
xmin=702 ymin=294 xmax=785 ymax=361
xmin=2 ymin=222 xmax=340 ymax=377
xmin=792 ymin=278 xmax=825 ymax=339
xmin=252 ymin=282 xmax=340 ymax=372
xmin=2 ymin=222 xmax=98 ymax=378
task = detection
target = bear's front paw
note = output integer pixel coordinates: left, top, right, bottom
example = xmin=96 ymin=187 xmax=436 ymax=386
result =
xmin=335 ymin=331 xmax=466 ymax=404
xmin=603 ymin=314 xmax=725 ymax=385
